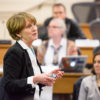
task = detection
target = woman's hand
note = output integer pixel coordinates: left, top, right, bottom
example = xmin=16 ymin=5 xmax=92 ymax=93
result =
xmin=33 ymin=73 xmax=56 ymax=86
xmin=33 ymin=68 xmax=64 ymax=86
xmin=48 ymin=68 xmax=64 ymax=80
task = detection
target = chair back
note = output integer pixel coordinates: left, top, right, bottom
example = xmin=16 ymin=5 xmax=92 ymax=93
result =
xmin=72 ymin=2 xmax=100 ymax=23
xmin=90 ymin=19 xmax=100 ymax=40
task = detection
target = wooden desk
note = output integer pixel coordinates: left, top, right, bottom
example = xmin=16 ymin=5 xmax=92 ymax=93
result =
xmin=0 ymin=72 xmax=90 ymax=93
xmin=53 ymin=73 xmax=90 ymax=94
xmin=79 ymin=24 xmax=94 ymax=64
xmin=80 ymin=47 xmax=94 ymax=64
xmin=0 ymin=44 xmax=11 ymax=64
xmin=80 ymin=24 xmax=93 ymax=39
xmin=0 ymin=72 xmax=3 ymax=79
xmin=0 ymin=72 xmax=90 ymax=100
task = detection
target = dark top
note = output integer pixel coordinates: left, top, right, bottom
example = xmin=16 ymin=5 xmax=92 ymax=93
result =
xmin=0 ymin=42 xmax=44 ymax=100
xmin=98 ymin=87 xmax=100 ymax=91
xmin=38 ymin=17 xmax=86 ymax=41
xmin=73 ymin=76 xmax=86 ymax=100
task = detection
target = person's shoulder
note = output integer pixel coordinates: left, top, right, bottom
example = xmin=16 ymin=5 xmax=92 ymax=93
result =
xmin=65 ymin=18 xmax=77 ymax=24
xmin=82 ymin=75 xmax=95 ymax=83
xmin=65 ymin=18 xmax=72 ymax=22
xmin=44 ymin=17 xmax=53 ymax=26
xmin=45 ymin=17 xmax=53 ymax=22
xmin=9 ymin=42 xmax=22 ymax=50
xmin=81 ymin=75 xmax=96 ymax=89
xmin=6 ymin=42 xmax=24 ymax=56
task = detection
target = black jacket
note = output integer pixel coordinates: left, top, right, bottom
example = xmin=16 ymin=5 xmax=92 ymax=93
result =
xmin=39 ymin=17 xmax=86 ymax=41
xmin=72 ymin=76 xmax=85 ymax=100
xmin=0 ymin=42 xmax=43 ymax=100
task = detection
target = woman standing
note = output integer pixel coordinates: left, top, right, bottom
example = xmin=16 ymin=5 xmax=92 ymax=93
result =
xmin=0 ymin=12 xmax=63 ymax=100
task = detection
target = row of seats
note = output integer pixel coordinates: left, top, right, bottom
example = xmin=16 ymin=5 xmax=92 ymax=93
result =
xmin=38 ymin=19 xmax=100 ymax=40
xmin=72 ymin=2 xmax=100 ymax=40
xmin=37 ymin=2 xmax=100 ymax=41
xmin=72 ymin=2 xmax=100 ymax=24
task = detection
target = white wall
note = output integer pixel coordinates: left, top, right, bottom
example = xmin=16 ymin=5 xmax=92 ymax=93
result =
xmin=0 ymin=0 xmax=94 ymax=42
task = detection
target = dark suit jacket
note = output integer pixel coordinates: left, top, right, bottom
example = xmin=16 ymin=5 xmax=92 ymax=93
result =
xmin=39 ymin=17 xmax=86 ymax=41
xmin=0 ymin=42 xmax=43 ymax=100
xmin=72 ymin=76 xmax=85 ymax=100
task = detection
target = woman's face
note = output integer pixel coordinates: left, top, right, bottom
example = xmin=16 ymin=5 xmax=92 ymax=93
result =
xmin=94 ymin=55 xmax=100 ymax=75
xmin=19 ymin=20 xmax=38 ymax=44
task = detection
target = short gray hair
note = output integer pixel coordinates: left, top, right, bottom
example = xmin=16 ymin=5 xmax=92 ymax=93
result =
xmin=50 ymin=18 xmax=67 ymax=33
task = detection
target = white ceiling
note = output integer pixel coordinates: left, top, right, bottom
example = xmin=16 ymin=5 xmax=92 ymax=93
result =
xmin=0 ymin=0 xmax=46 ymax=12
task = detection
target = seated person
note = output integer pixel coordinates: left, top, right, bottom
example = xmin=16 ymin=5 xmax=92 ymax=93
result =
xmin=73 ymin=46 xmax=100 ymax=100
xmin=78 ymin=51 xmax=100 ymax=100
xmin=39 ymin=3 xmax=86 ymax=41
xmin=37 ymin=18 xmax=79 ymax=66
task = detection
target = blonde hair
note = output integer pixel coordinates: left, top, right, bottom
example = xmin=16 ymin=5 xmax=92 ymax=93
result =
xmin=7 ymin=12 xmax=36 ymax=40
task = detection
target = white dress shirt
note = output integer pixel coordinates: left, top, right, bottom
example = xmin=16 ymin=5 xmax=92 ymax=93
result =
xmin=18 ymin=40 xmax=41 ymax=100
xmin=44 ymin=38 xmax=67 ymax=66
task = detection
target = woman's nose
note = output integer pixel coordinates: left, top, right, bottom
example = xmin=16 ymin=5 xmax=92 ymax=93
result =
xmin=32 ymin=25 xmax=37 ymax=31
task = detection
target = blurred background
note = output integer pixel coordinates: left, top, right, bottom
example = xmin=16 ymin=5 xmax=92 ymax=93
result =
xmin=0 ymin=0 xmax=94 ymax=41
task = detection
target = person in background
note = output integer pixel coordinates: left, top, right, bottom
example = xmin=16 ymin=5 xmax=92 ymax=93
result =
xmin=37 ymin=18 xmax=79 ymax=66
xmin=72 ymin=46 xmax=100 ymax=100
xmin=93 ymin=46 xmax=100 ymax=55
xmin=0 ymin=12 xmax=64 ymax=100
xmin=39 ymin=3 xmax=86 ymax=41
xmin=78 ymin=51 xmax=100 ymax=100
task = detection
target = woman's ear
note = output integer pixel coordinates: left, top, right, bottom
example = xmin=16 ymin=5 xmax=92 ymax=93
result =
xmin=16 ymin=33 xmax=22 ymax=38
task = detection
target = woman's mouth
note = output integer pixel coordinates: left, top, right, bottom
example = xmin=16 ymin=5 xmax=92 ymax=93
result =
xmin=32 ymin=32 xmax=37 ymax=36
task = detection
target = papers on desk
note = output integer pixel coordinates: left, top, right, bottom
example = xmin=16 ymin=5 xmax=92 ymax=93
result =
xmin=41 ymin=65 xmax=59 ymax=73
xmin=75 ymin=39 xmax=100 ymax=47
